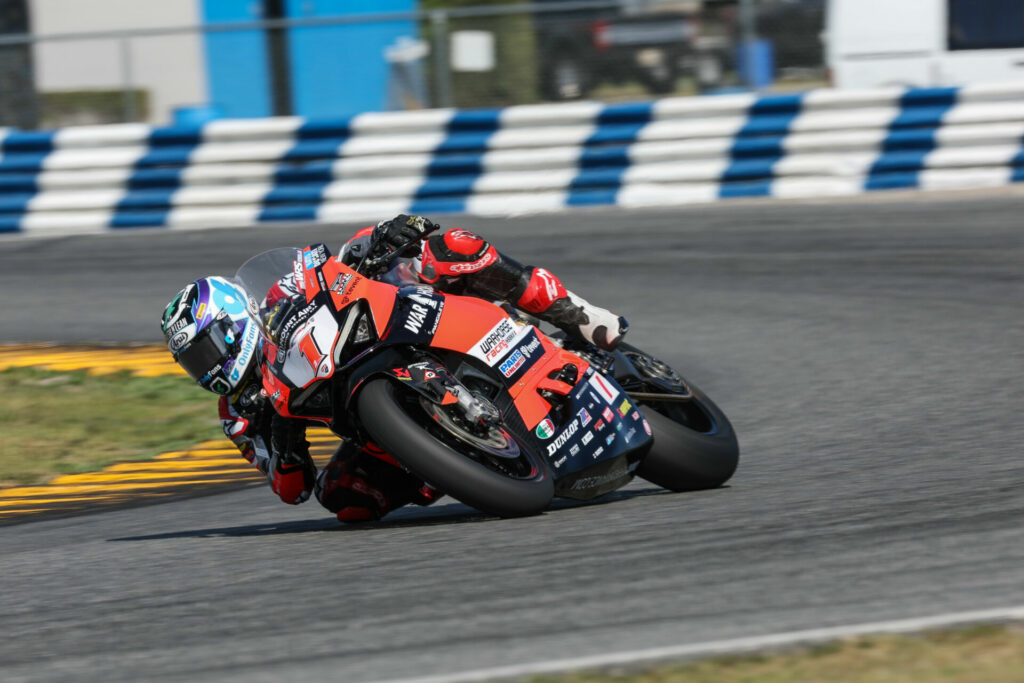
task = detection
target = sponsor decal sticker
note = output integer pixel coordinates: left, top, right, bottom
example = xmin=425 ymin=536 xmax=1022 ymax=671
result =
xmin=595 ymin=419 xmax=606 ymax=431
xmin=330 ymin=273 xmax=353 ymax=296
xmin=632 ymin=410 xmax=641 ymax=421
xmin=303 ymin=244 xmax=327 ymax=269
xmin=569 ymin=444 xmax=580 ymax=456
xmin=535 ymin=418 xmax=555 ymax=439
xmin=499 ymin=350 xmax=526 ymax=378
xmin=519 ymin=335 xmax=543 ymax=359
xmin=625 ymin=428 xmax=636 ymax=441
xmin=447 ymin=250 xmax=496 ymax=273
xmin=546 ymin=419 xmax=580 ymax=456
xmin=577 ymin=407 xmax=591 ymax=427
xmin=605 ymin=434 xmax=616 ymax=446
xmin=581 ymin=432 xmax=594 ymax=446
xmin=403 ymin=302 xmax=431 ymax=334
xmin=643 ymin=419 xmax=652 ymax=436
xmin=471 ymin=318 xmax=529 ymax=366
xmin=170 ymin=330 xmax=189 ymax=352
xmin=228 ymin=323 xmax=259 ymax=383
xmin=553 ymin=455 xmax=567 ymax=468
xmin=479 ymin=319 xmax=514 ymax=360
xmin=591 ymin=446 xmax=604 ymax=459
xmin=618 ymin=398 xmax=632 ymax=417
xmin=602 ymin=407 xmax=614 ymax=423
xmin=616 ymin=422 xmax=623 ymax=431
xmin=588 ymin=372 xmax=620 ymax=404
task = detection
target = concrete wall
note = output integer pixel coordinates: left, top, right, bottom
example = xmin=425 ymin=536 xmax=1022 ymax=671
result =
xmin=28 ymin=0 xmax=208 ymax=124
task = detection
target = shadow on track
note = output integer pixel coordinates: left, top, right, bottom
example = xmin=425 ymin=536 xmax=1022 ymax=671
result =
xmin=107 ymin=486 xmax=675 ymax=541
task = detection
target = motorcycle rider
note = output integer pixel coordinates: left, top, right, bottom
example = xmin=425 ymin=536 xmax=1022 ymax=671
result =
xmin=160 ymin=214 xmax=628 ymax=522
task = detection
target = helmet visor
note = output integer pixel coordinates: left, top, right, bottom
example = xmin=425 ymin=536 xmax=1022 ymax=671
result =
xmin=176 ymin=317 xmax=235 ymax=385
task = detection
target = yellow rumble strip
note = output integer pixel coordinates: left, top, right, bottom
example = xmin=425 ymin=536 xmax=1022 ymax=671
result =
xmin=0 ymin=345 xmax=342 ymax=522
xmin=0 ymin=433 xmax=342 ymax=522
xmin=0 ymin=344 xmax=185 ymax=377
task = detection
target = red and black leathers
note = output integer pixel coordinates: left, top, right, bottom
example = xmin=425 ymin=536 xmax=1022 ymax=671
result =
xmin=219 ymin=218 xmax=626 ymax=521
xmin=343 ymin=222 xmax=629 ymax=351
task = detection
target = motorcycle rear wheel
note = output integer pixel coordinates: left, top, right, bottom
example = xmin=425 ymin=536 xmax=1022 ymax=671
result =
xmin=358 ymin=379 xmax=554 ymax=518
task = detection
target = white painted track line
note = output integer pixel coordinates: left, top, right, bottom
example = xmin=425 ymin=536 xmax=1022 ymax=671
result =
xmin=375 ymin=605 xmax=1024 ymax=683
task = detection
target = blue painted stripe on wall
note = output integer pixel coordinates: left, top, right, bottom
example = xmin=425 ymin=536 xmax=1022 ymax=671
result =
xmin=0 ymin=215 xmax=24 ymax=232
xmin=258 ymin=120 xmax=350 ymax=222
xmin=567 ymin=102 xmax=654 ymax=206
xmin=110 ymin=126 xmax=205 ymax=228
xmin=865 ymin=87 xmax=959 ymax=192
xmin=0 ymin=153 xmax=49 ymax=173
xmin=1011 ymin=142 xmax=1024 ymax=183
xmin=0 ymin=131 xmax=55 ymax=232
xmin=272 ymin=160 xmax=335 ymax=186
xmin=0 ymin=174 xmax=38 ymax=193
xmin=402 ymin=196 xmax=477 ymax=216
xmin=718 ymin=93 xmax=804 ymax=199
xmin=0 ymin=193 xmax=35 ymax=213
xmin=0 ymin=130 xmax=55 ymax=153
xmin=110 ymin=211 xmax=174 ymax=229
xmin=259 ymin=205 xmax=320 ymax=222
xmin=409 ymin=110 xmax=502 ymax=215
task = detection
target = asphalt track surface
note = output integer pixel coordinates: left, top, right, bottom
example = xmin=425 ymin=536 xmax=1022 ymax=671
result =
xmin=2 ymin=192 xmax=1023 ymax=681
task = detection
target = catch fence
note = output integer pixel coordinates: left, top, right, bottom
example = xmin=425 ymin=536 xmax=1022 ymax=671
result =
xmin=0 ymin=1 xmax=824 ymax=129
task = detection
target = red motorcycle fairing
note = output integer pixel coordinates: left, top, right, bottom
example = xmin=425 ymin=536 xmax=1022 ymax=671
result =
xmin=262 ymin=245 xmax=578 ymax=424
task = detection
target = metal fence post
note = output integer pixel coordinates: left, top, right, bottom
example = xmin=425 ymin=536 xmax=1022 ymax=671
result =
xmin=430 ymin=10 xmax=452 ymax=109
xmin=119 ymin=36 xmax=137 ymax=122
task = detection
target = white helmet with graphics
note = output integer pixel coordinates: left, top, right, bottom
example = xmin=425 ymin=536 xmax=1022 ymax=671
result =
xmin=160 ymin=276 xmax=262 ymax=395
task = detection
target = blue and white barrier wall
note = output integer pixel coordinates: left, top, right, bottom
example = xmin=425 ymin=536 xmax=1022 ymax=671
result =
xmin=2 ymin=81 xmax=1024 ymax=234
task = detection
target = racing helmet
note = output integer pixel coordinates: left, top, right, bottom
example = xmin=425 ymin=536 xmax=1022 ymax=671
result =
xmin=160 ymin=276 xmax=262 ymax=396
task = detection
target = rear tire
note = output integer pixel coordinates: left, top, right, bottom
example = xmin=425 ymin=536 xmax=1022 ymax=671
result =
xmin=635 ymin=380 xmax=739 ymax=492
xmin=358 ymin=379 xmax=554 ymax=518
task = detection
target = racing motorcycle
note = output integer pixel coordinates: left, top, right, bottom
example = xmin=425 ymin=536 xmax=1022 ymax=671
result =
xmin=235 ymin=229 xmax=738 ymax=518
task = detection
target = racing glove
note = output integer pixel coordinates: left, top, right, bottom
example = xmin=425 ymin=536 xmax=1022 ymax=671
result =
xmin=268 ymin=413 xmax=315 ymax=505
xmin=373 ymin=214 xmax=437 ymax=257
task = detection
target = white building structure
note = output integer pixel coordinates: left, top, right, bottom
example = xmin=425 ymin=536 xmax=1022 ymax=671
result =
xmin=29 ymin=0 xmax=208 ymax=124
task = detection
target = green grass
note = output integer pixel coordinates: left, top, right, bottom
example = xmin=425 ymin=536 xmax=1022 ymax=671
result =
xmin=0 ymin=367 xmax=223 ymax=486
xmin=531 ymin=624 xmax=1024 ymax=682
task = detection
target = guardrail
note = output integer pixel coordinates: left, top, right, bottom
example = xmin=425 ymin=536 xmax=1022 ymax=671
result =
xmin=2 ymin=82 xmax=1024 ymax=235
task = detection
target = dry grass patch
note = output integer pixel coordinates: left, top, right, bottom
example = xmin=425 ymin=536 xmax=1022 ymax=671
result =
xmin=534 ymin=624 xmax=1024 ymax=682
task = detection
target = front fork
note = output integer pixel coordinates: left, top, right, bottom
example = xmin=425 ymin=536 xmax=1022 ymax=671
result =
xmin=384 ymin=358 xmax=501 ymax=430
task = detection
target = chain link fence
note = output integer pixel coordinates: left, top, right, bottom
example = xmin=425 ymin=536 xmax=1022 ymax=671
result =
xmin=0 ymin=0 xmax=826 ymax=130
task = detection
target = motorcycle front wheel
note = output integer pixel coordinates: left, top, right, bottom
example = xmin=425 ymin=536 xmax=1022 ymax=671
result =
xmin=358 ymin=379 xmax=554 ymax=518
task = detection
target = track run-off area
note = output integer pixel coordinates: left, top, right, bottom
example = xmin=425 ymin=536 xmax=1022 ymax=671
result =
xmin=1 ymin=190 xmax=1022 ymax=682
xmin=0 ymin=347 xmax=344 ymax=522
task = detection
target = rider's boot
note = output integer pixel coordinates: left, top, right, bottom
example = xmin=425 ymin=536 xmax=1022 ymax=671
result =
xmin=516 ymin=268 xmax=628 ymax=351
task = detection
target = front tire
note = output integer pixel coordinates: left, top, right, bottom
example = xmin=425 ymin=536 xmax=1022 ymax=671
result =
xmin=358 ymin=379 xmax=554 ymax=518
